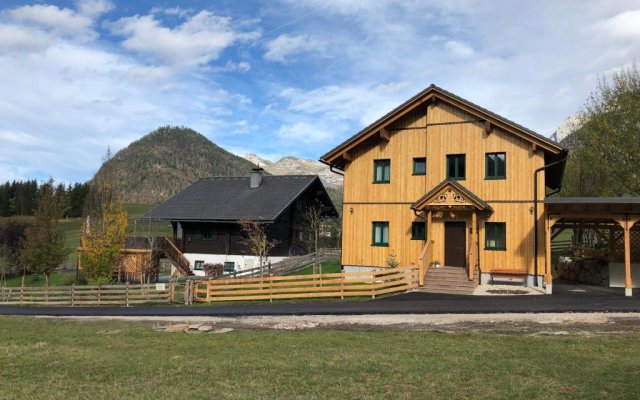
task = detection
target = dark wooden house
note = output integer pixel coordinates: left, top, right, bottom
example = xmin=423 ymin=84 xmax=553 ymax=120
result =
xmin=142 ymin=169 xmax=337 ymax=275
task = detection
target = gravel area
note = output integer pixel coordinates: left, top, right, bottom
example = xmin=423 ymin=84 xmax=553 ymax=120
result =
xmin=44 ymin=312 xmax=640 ymax=335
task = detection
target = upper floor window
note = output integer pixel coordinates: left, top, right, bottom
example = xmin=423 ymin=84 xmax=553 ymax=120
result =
xmin=485 ymin=222 xmax=506 ymax=250
xmin=202 ymin=231 xmax=214 ymax=240
xmin=372 ymin=221 xmax=389 ymax=246
xmin=411 ymin=221 xmax=426 ymax=240
xmin=373 ymin=159 xmax=390 ymax=183
xmin=413 ymin=157 xmax=426 ymax=175
xmin=446 ymin=154 xmax=466 ymax=180
xmin=486 ymin=152 xmax=506 ymax=180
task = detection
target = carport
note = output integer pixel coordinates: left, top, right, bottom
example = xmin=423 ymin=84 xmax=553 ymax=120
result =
xmin=545 ymin=197 xmax=640 ymax=296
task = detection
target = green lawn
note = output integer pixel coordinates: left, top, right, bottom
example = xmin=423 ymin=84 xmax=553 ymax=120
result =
xmin=1 ymin=203 xmax=170 ymax=268
xmin=0 ymin=316 xmax=639 ymax=399
xmin=0 ymin=272 xmax=76 ymax=287
xmin=288 ymin=260 xmax=342 ymax=275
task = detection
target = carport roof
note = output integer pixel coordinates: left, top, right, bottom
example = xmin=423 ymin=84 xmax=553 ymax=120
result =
xmin=545 ymin=197 xmax=640 ymax=215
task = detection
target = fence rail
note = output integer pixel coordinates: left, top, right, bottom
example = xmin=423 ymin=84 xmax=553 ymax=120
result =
xmin=194 ymin=265 xmax=418 ymax=302
xmin=0 ymin=283 xmax=173 ymax=306
xmin=212 ymin=249 xmax=341 ymax=280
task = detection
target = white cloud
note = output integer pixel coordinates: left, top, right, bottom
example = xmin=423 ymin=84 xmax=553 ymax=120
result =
xmin=264 ymin=34 xmax=326 ymax=62
xmin=597 ymin=10 xmax=640 ymax=38
xmin=0 ymin=24 xmax=51 ymax=53
xmin=444 ymin=40 xmax=475 ymax=58
xmin=109 ymin=11 xmax=260 ymax=68
xmin=277 ymin=121 xmax=335 ymax=143
xmin=76 ymin=0 xmax=114 ymax=18
xmin=9 ymin=4 xmax=97 ymax=42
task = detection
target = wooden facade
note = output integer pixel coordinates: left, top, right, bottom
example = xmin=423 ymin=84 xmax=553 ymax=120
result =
xmin=322 ymin=85 xmax=566 ymax=285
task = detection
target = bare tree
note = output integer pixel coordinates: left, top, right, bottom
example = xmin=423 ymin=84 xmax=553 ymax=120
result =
xmin=303 ymin=201 xmax=324 ymax=275
xmin=239 ymin=219 xmax=279 ymax=277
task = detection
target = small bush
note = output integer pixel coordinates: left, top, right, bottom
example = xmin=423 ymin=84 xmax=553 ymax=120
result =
xmin=62 ymin=271 xmax=88 ymax=286
xmin=203 ymin=263 xmax=224 ymax=278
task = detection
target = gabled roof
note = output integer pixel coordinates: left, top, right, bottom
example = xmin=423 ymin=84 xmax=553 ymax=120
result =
xmin=320 ymin=84 xmax=566 ymax=169
xmin=411 ymin=178 xmax=492 ymax=212
xmin=142 ymin=175 xmax=338 ymax=223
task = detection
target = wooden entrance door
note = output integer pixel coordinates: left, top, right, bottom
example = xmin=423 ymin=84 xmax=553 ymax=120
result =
xmin=445 ymin=221 xmax=467 ymax=267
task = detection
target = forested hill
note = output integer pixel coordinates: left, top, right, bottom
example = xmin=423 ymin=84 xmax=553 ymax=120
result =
xmin=93 ymin=126 xmax=257 ymax=204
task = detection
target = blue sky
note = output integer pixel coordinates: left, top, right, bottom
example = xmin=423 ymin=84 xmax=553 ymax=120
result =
xmin=1 ymin=0 xmax=639 ymax=183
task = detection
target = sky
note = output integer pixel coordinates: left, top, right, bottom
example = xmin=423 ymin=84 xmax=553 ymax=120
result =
xmin=0 ymin=0 xmax=639 ymax=183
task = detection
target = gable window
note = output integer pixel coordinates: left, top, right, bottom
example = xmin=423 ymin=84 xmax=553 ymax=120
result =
xmin=372 ymin=221 xmax=389 ymax=246
xmin=202 ymin=231 xmax=214 ymax=240
xmin=485 ymin=222 xmax=506 ymax=250
xmin=446 ymin=154 xmax=466 ymax=180
xmin=413 ymin=157 xmax=426 ymax=175
xmin=194 ymin=260 xmax=204 ymax=270
xmin=486 ymin=152 xmax=506 ymax=179
xmin=373 ymin=159 xmax=391 ymax=183
xmin=411 ymin=221 xmax=426 ymax=240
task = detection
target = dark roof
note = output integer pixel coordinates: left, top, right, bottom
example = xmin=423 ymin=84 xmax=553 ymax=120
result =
xmin=411 ymin=178 xmax=492 ymax=211
xmin=320 ymin=84 xmax=565 ymax=162
xmin=545 ymin=197 xmax=640 ymax=215
xmin=142 ymin=175 xmax=337 ymax=222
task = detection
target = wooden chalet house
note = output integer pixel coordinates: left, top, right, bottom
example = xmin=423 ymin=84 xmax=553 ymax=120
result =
xmin=321 ymin=84 xmax=567 ymax=294
xmin=143 ymin=169 xmax=337 ymax=276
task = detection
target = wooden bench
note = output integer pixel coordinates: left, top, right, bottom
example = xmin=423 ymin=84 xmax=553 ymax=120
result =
xmin=491 ymin=269 xmax=528 ymax=285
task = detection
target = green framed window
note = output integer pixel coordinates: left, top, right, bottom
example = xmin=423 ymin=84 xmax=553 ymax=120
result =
xmin=373 ymin=159 xmax=390 ymax=183
xmin=446 ymin=154 xmax=466 ymax=180
xmin=223 ymin=261 xmax=235 ymax=273
xmin=485 ymin=152 xmax=506 ymax=179
xmin=372 ymin=221 xmax=389 ymax=246
xmin=411 ymin=221 xmax=426 ymax=240
xmin=194 ymin=260 xmax=204 ymax=270
xmin=413 ymin=157 xmax=426 ymax=175
xmin=485 ymin=222 xmax=506 ymax=250
xmin=202 ymin=231 xmax=214 ymax=240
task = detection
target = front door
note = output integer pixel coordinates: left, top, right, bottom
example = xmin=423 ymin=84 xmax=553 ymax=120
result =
xmin=444 ymin=221 xmax=466 ymax=267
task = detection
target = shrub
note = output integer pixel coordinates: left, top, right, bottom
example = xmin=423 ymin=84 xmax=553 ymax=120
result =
xmin=203 ymin=263 xmax=224 ymax=278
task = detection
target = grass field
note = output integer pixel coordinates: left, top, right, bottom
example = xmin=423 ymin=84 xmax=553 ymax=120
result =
xmin=0 ymin=203 xmax=170 ymax=268
xmin=288 ymin=260 xmax=342 ymax=275
xmin=0 ymin=316 xmax=639 ymax=399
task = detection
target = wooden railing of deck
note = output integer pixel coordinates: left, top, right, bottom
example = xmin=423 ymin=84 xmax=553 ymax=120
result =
xmin=418 ymin=240 xmax=434 ymax=286
xmin=163 ymin=237 xmax=193 ymax=276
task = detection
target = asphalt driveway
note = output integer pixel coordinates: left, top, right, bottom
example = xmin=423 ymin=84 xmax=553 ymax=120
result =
xmin=0 ymin=284 xmax=638 ymax=316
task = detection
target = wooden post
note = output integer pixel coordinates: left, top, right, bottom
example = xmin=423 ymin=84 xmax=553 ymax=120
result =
xmin=614 ymin=218 xmax=634 ymax=297
xmin=71 ymin=284 xmax=75 ymax=307
xmin=169 ymin=280 xmax=175 ymax=304
xmin=340 ymin=270 xmax=344 ymax=300
xmin=126 ymin=282 xmax=130 ymax=307
xmin=544 ymin=215 xmax=554 ymax=294
xmin=269 ymin=274 xmax=273 ymax=303
xmin=469 ymin=210 xmax=477 ymax=281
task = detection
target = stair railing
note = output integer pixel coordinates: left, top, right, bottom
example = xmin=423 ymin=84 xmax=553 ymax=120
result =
xmin=163 ymin=237 xmax=192 ymax=276
xmin=418 ymin=240 xmax=434 ymax=286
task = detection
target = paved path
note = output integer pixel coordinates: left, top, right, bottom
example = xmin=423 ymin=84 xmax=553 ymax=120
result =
xmin=1 ymin=284 xmax=639 ymax=316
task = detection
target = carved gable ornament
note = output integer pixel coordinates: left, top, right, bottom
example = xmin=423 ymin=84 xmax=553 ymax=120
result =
xmin=428 ymin=188 xmax=472 ymax=208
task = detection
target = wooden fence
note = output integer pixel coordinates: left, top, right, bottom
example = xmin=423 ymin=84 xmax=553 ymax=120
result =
xmin=0 ymin=283 xmax=174 ymax=306
xmin=213 ymin=249 xmax=341 ymax=279
xmin=193 ymin=265 xmax=419 ymax=302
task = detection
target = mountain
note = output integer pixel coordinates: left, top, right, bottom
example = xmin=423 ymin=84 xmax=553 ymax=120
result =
xmin=94 ymin=126 xmax=257 ymax=204
xmin=244 ymin=154 xmax=343 ymax=189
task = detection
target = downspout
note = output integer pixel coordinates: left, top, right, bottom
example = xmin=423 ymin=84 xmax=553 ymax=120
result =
xmin=533 ymin=154 xmax=568 ymax=286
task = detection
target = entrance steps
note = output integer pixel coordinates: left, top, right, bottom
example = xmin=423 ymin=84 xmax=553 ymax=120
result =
xmin=418 ymin=266 xmax=478 ymax=295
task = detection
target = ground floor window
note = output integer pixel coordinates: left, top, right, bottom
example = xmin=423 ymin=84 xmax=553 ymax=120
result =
xmin=411 ymin=221 xmax=426 ymax=240
xmin=372 ymin=221 xmax=389 ymax=246
xmin=223 ymin=261 xmax=235 ymax=273
xmin=194 ymin=260 xmax=204 ymax=270
xmin=485 ymin=222 xmax=506 ymax=250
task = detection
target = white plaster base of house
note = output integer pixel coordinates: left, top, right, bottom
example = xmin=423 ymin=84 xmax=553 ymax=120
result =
xmin=608 ymin=263 xmax=640 ymax=289
xmin=180 ymin=253 xmax=288 ymax=277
